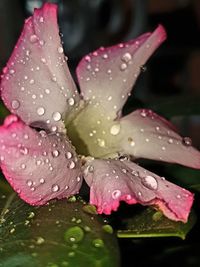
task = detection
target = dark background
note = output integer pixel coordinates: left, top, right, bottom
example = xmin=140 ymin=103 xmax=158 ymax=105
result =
xmin=0 ymin=1 xmax=200 ymax=266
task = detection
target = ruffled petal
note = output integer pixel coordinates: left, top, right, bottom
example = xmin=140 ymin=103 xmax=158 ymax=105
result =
xmin=77 ymin=25 xmax=166 ymax=119
xmin=0 ymin=115 xmax=82 ymax=205
xmin=0 ymin=3 xmax=79 ymax=133
xmin=117 ymin=109 xmax=200 ymax=168
xmin=84 ymin=158 xmax=193 ymax=222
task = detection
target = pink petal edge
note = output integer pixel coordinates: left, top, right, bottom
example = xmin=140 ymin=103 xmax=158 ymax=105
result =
xmin=84 ymin=158 xmax=193 ymax=222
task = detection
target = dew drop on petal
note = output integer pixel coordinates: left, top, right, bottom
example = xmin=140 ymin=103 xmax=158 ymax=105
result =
xmin=182 ymin=137 xmax=192 ymax=146
xmin=120 ymin=63 xmax=127 ymax=71
xmin=142 ymin=175 xmax=158 ymax=190
xmin=27 ymin=180 xmax=33 ymax=187
xmin=52 ymin=111 xmax=61 ymax=122
xmin=68 ymin=98 xmax=75 ymax=106
xmin=97 ymin=139 xmax=105 ymax=147
xmin=168 ymin=138 xmax=174 ymax=144
xmin=140 ymin=65 xmax=147 ymax=72
xmin=57 ymin=46 xmax=64 ymax=53
xmin=51 ymin=184 xmax=60 ymax=192
xmin=30 ymin=34 xmax=38 ymax=43
xmin=37 ymin=107 xmax=45 ymax=116
xmin=65 ymin=151 xmax=72 ymax=159
xmin=110 ymin=124 xmax=121 ymax=135
xmin=39 ymin=178 xmax=45 ymax=184
xmin=21 ymin=163 xmax=26 ymax=170
xmin=52 ymin=150 xmax=60 ymax=158
xmin=121 ymin=52 xmax=132 ymax=63
xmin=140 ymin=110 xmax=147 ymax=117
xmin=11 ymin=100 xmax=20 ymax=110
xmin=112 ymin=190 xmax=121 ymax=199
xmin=68 ymin=161 xmax=75 ymax=169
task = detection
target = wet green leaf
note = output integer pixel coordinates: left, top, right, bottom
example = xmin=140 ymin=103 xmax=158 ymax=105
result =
xmin=0 ymin=189 xmax=119 ymax=267
xmin=117 ymin=208 xmax=196 ymax=240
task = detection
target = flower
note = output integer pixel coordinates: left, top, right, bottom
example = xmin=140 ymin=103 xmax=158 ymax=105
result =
xmin=0 ymin=3 xmax=199 ymax=223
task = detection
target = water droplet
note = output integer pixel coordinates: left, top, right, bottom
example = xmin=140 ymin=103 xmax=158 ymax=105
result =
xmin=121 ymin=52 xmax=132 ymax=62
xmin=110 ymin=124 xmax=121 ymax=135
xmin=97 ymin=139 xmax=105 ymax=147
xmin=29 ymin=79 xmax=34 ymax=84
xmin=93 ymin=239 xmax=104 ymax=248
xmin=52 ymin=184 xmax=60 ymax=192
xmin=140 ymin=109 xmax=147 ymax=117
xmin=65 ymin=151 xmax=72 ymax=159
xmin=102 ymin=53 xmax=108 ymax=59
xmin=52 ymin=111 xmax=61 ymax=121
xmin=112 ymin=190 xmax=121 ymax=199
xmin=51 ymin=126 xmax=57 ymax=132
xmin=68 ymin=161 xmax=75 ymax=169
xmin=39 ymin=178 xmax=45 ymax=184
xmin=30 ymin=34 xmax=38 ymax=43
xmin=24 ymin=134 xmax=29 ymax=140
xmin=120 ymin=63 xmax=127 ymax=71
xmin=11 ymin=100 xmax=20 ymax=110
xmin=21 ymin=163 xmax=26 ymax=169
xmin=52 ymin=150 xmax=60 ymax=158
xmin=140 ymin=65 xmax=147 ymax=72
xmin=182 ymin=137 xmax=192 ymax=146
xmin=20 ymin=147 xmax=28 ymax=155
xmin=102 ymin=224 xmax=114 ymax=234
xmin=27 ymin=180 xmax=33 ymax=187
xmin=28 ymin=211 xmax=35 ymax=219
xmin=168 ymin=138 xmax=174 ymax=144
xmin=64 ymin=226 xmax=84 ymax=244
xmin=39 ymin=17 xmax=44 ymax=23
xmin=41 ymin=57 xmax=46 ymax=63
xmin=128 ymin=137 xmax=135 ymax=147
xmin=85 ymin=55 xmax=91 ymax=62
xmin=68 ymin=98 xmax=75 ymax=106
xmin=142 ymin=175 xmax=158 ymax=190
xmin=45 ymin=89 xmax=50 ymax=94
xmin=58 ymin=46 xmax=64 ymax=53
xmin=37 ymin=107 xmax=45 ymax=116
xmin=36 ymin=236 xmax=45 ymax=245
xmin=9 ymin=69 xmax=15 ymax=75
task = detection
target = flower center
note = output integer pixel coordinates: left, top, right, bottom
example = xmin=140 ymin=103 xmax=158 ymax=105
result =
xmin=65 ymin=102 xmax=122 ymax=159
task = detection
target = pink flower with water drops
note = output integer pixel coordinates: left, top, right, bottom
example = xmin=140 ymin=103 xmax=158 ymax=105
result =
xmin=0 ymin=3 xmax=200 ymax=222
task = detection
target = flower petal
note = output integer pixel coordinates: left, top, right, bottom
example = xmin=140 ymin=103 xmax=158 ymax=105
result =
xmin=77 ymin=25 xmax=166 ymax=119
xmin=0 ymin=115 xmax=82 ymax=205
xmin=84 ymin=158 xmax=193 ymax=222
xmin=0 ymin=3 xmax=79 ymax=133
xmin=118 ymin=109 xmax=200 ymax=168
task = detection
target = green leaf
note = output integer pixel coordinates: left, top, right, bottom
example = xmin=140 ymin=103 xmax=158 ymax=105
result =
xmin=0 ymin=101 xmax=9 ymax=121
xmin=0 ymin=190 xmax=119 ymax=267
xmin=147 ymin=95 xmax=200 ymax=118
xmin=117 ymin=208 xmax=196 ymax=240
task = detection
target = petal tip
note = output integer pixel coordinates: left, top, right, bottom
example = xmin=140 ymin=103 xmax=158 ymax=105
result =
xmin=156 ymin=24 xmax=167 ymax=42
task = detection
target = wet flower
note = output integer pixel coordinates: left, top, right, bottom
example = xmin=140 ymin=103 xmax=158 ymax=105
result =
xmin=0 ymin=3 xmax=200 ymax=223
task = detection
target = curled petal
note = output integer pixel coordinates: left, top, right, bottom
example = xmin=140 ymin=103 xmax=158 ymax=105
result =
xmin=118 ymin=109 xmax=200 ymax=168
xmin=0 ymin=115 xmax=82 ymax=205
xmin=84 ymin=158 xmax=193 ymax=222
xmin=77 ymin=25 xmax=166 ymax=119
xmin=0 ymin=3 xmax=79 ymax=133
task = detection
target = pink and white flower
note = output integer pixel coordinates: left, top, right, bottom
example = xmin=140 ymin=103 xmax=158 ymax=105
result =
xmin=0 ymin=3 xmax=199 ymax=222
